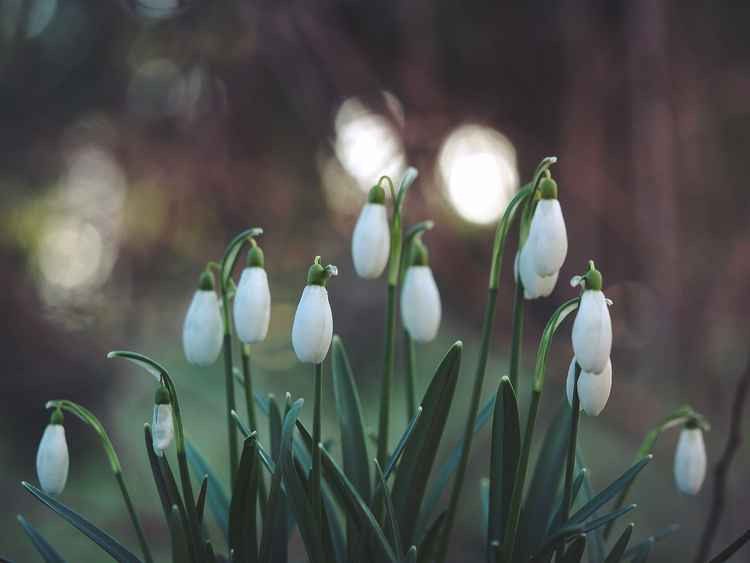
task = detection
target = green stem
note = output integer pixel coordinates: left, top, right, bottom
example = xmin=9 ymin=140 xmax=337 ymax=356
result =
xmin=508 ymin=281 xmax=525 ymax=390
xmin=223 ymin=331 xmax=239 ymax=486
xmin=434 ymin=288 xmax=498 ymax=563
xmin=556 ymin=363 xmax=581 ymax=559
xmin=377 ymin=283 xmax=398 ymax=468
xmin=47 ymin=400 xmax=154 ymax=563
xmin=312 ymin=362 xmax=323 ymax=552
xmin=404 ymin=329 xmax=417 ymax=421
xmin=241 ymin=344 xmax=268 ymax=515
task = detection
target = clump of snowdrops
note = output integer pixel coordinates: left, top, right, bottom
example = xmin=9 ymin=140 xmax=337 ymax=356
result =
xmin=19 ymin=158 xmax=745 ymax=563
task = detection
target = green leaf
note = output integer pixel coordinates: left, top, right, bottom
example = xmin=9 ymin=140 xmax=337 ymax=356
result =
xmin=375 ymin=460 xmax=404 ymax=559
xmin=488 ymin=377 xmax=520 ymax=552
xmin=406 ymin=546 xmax=417 ymax=563
xmin=17 ymin=515 xmax=65 ymax=563
xmin=258 ymin=399 xmax=304 ymax=563
xmin=416 ymin=512 xmax=445 ymax=563
xmin=419 ymin=394 xmax=495 ymax=531
xmin=392 ymin=342 xmax=462 ymax=547
xmin=518 ymin=402 xmax=572 ymax=557
xmin=708 ymin=529 xmax=750 ymax=563
xmin=230 ymin=436 xmax=260 ymax=563
xmin=221 ymin=228 xmax=264 ymax=287
xmin=622 ymin=524 xmax=679 ymax=560
xmin=282 ymin=445 xmax=323 ymax=563
xmin=383 ymin=406 xmax=423 ymax=481
xmin=561 ymin=535 xmax=587 ymax=563
xmin=196 ymin=477 xmax=208 ymax=527
xmin=22 ymin=481 xmax=142 ymax=563
xmin=331 ymin=336 xmax=371 ymax=503
xmin=185 ymin=440 xmax=230 ymax=539
xmin=604 ymin=523 xmax=634 ymax=563
xmin=629 ymin=538 xmax=654 ymax=563
xmin=167 ymin=505 xmax=190 ymax=563
xmin=106 ymin=350 xmax=167 ymax=381
xmin=268 ymin=396 xmax=289 ymax=563
xmin=480 ymin=479 xmax=490 ymax=546
xmin=577 ymin=452 xmax=606 ymax=563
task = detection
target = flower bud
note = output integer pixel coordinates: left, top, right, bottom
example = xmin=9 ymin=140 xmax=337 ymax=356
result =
xmin=292 ymin=257 xmax=336 ymax=363
xmin=182 ymin=272 xmax=224 ymax=366
xmin=571 ymin=264 xmax=612 ymax=373
xmin=36 ymin=409 xmax=69 ymax=496
xmin=516 ymin=245 xmax=558 ymax=300
xmin=352 ymin=186 xmax=390 ymax=279
xmin=566 ymin=357 xmax=612 ymax=416
xmin=674 ymin=425 xmax=707 ymax=495
xmin=152 ymin=386 xmax=174 ymax=456
xmin=527 ymin=187 xmax=568 ymax=277
xmin=233 ymin=246 xmax=271 ymax=343
xmin=401 ymin=243 xmax=441 ymax=342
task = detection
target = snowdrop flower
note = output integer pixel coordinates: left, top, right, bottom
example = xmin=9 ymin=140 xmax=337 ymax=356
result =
xmin=401 ymin=238 xmax=441 ymax=342
xmin=352 ymin=184 xmax=390 ymax=279
xmin=233 ymin=241 xmax=271 ymax=343
xmin=152 ymin=385 xmax=174 ymax=456
xmin=182 ymin=272 xmax=224 ymax=366
xmin=571 ymin=261 xmax=612 ymax=373
xmin=292 ymin=257 xmax=337 ymax=363
xmin=516 ymin=244 xmax=559 ymax=300
xmin=527 ymin=177 xmax=568 ymax=277
xmin=36 ymin=409 xmax=69 ymax=496
xmin=566 ymin=357 xmax=612 ymax=416
xmin=674 ymin=424 xmax=707 ymax=495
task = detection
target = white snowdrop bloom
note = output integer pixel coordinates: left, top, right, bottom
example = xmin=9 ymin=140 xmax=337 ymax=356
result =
xmin=571 ymin=264 xmax=612 ymax=373
xmin=36 ymin=410 xmax=69 ymax=496
xmin=233 ymin=244 xmax=271 ymax=343
xmin=401 ymin=239 xmax=441 ymax=342
xmin=674 ymin=426 xmax=707 ymax=495
xmin=352 ymin=185 xmax=390 ymax=279
xmin=152 ymin=386 xmax=173 ymax=456
xmin=566 ymin=357 xmax=612 ymax=416
xmin=527 ymin=177 xmax=567 ymax=277
xmin=182 ymin=272 xmax=224 ymax=366
xmin=517 ymin=244 xmax=558 ymax=300
xmin=292 ymin=258 xmax=337 ymax=363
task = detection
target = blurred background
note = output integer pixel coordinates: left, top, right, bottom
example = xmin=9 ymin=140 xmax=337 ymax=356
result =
xmin=2 ymin=0 xmax=750 ymax=560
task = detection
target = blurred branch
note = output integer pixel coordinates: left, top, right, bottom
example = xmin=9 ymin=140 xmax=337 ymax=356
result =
xmin=696 ymin=363 xmax=750 ymax=563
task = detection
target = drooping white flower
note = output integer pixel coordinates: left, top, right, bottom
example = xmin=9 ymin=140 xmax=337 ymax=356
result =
xmin=516 ymin=244 xmax=558 ymax=300
xmin=233 ymin=243 xmax=271 ymax=343
xmin=36 ymin=410 xmax=69 ymax=496
xmin=352 ymin=185 xmax=390 ymax=279
xmin=182 ymin=272 xmax=224 ymax=366
xmin=527 ymin=177 xmax=567 ymax=277
xmin=152 ymin=386 xmax=174 ymax=456
xmin=566 ymin=357 xmax=612 ymax=416
xmin=401 ymin=238 xmax=441 ymax=342
xmin=571 ymin=263 xmax=612 ymax=374
xmin=292 ymin=258 xmax=337 ymax=364
xmin=674 ymin=426 xmax=707 ymax=495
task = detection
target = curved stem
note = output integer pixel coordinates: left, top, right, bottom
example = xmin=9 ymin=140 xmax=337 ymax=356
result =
xmin=377 ymin=283 xmax=398 ymax=468
xmin=404 ymin=329 xmax=417 ymax=421
xmin=241 ymin=344 xmax=268 ymax=514
xmin=46 ymin=400 xmax=154 ymax=563
xmin=508 ymin=281 xmax=525 ymax=390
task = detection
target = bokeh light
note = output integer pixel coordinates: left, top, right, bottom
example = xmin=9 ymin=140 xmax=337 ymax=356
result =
xmin=437 ymin=124 xmax=519 ymax=225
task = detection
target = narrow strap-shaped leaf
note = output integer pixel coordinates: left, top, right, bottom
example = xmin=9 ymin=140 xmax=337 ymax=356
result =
xmin=568 ymin=456 xmax=652 ymax=525
xmin=282 ymin=444 xmax=323 ymax=563
xmin=268 ymin=396 xmax=289 ymax=563
xmin=561 ymin=535 xmax=586 ymax=562
xmin=17 ymin=515 xmax=65 ymax=563
xmin=185 ymin=440 xmax=230 ymax=539
xmin=196 ymin=477 xmax=208 ymax=527
xmin=258 ymin=399 xmax=304 ymax=563
xmin=480 ymin=479 xmax=490 ymax=547
xmin=708 ymin=529 xmax=750 ymax=563
xmin=622 ymin=524 xmax=679 ymax=560
xmin=630 ymin=538 xmax=654 ymax=563
xmin=383 ymin=406 xmax=423 ymax=481
xmin=22 ymin=481 xmax=142 ymax=563
xmin=488 ymin=377 xmax=520 ymax=553
xmin=604 ymin=523 xmax=634 ymax=563
xmin=416 ymin=512 xmax=445 ymax=563
xmin=230 ymin=436 xmax=260 ymax=563
xmin=167 ymin=505 xmax=190 ymax=563
xmin=392 ymin=342 xmax=462 ymax=547
xmin=419 ymin=394 xmax=495 ymax=533
xmin=331 ymin=336 xmax=372 ymax=503
xmin=157 ymin=456 xmax=190 ymax=541
xmin=578 ymin=451 xmax=606 ymax=563
xmin=323 ymin=486 xmax=346 ymax=563
xmin=375 ymin=460 xmax=404 ymax=559
xmin=406 ymin=546 xmax=417 ymax=563
xmin=143 ymin=425 xmax=179 ymax=524
xmin=548 ymin=470 xmax=587 ymax=534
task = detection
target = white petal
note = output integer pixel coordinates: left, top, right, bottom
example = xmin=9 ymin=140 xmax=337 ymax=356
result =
xmin=401 ymin=266 xmax=441 ymax=342
xmin=518 ymin=244 xmax=558 ymax=300
xmin=152 ymin=404 xmax=174 ymax=455
xmin=233 ymin=267 xmax=272 ymax=343
xmin=292 ymin=285 xmax=333 ymax=363
xmin=352 ymin=203 xmax=390 ymax=279
xmin=182 ymin=290 xmax=224 ymax=366
xmin=571 ymin=290 xmax=612 ymax=373
xmin=674 ymin=428 xmax=706 ymax=495
xmin=566 ymin=357 xmax=612 ymax=416
xmin=36 ymin=425 xmax=69 ymax=495
xmin=528 ymin=199 xmax=568 ymax=277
